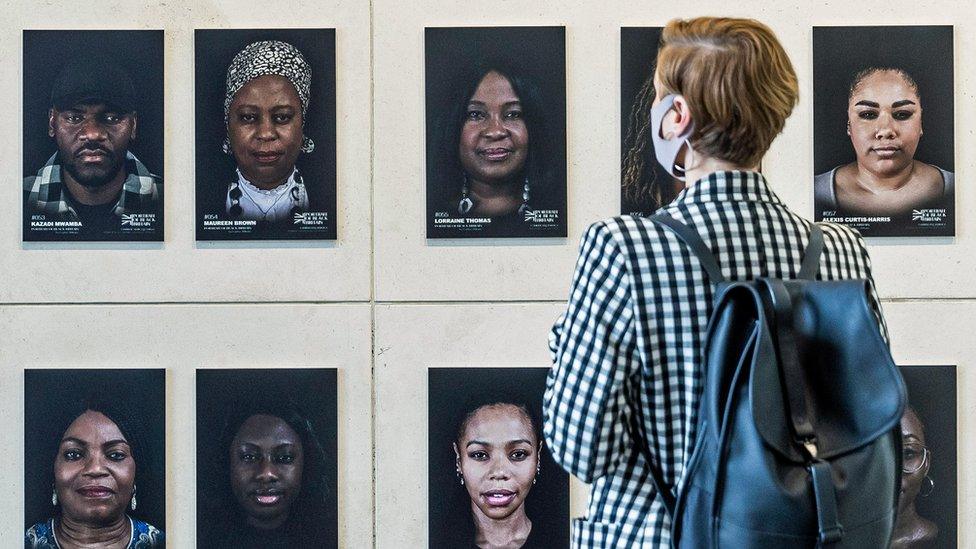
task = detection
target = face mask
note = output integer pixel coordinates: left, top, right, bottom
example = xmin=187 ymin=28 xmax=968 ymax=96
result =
xmin=650 ymin=94 xmax=695 ymax=180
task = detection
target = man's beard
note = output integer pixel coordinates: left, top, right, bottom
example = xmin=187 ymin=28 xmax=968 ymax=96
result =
xmin=60 ymin=150 xmax=126 ymax=188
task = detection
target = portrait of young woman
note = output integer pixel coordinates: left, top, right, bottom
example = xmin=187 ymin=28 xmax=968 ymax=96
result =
xmin=895 ymin=366 xmax=957 ymax=549
xmin=620 ymin=26 xmax=684 ymax=217
xmin=813 ymin=25 xmax=954 ymax=237
xmin=195 ymin=29 xmax=337 ymax=241
xmin=428 ymin=368 xmax=570 ymax=548
xmin=425 ymin=26 xmax=567 ymax=239
xmin=24 ymin=369 xmax=166 ymax=549
xmin=196 ymin=368 xmax=338 ymax=549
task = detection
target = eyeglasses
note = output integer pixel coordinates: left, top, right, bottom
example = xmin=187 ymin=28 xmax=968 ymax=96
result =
xmin=902 ymin=442 xmax=930 ymax=475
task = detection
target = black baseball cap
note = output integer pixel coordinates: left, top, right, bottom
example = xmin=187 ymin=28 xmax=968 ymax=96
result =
xmin=50 ymin=56 xmax=137 ymax=113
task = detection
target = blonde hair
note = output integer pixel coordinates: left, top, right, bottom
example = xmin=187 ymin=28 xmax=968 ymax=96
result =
xmin=655 ymin=17 xmax=799 ymax=168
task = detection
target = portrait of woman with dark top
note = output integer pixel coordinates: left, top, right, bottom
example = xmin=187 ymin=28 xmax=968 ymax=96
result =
xmin=814 ymin=67 xmax=954 ymax=217
xmin=429 ymin=368 xmax=569 ymax=549
xmin=432 ymin=63 xmax=551 ymax=222
xmin=198 ymin=399 xmax=333 ymax=549
xmin=620 ymin=27 xmax=682 ymax=217
xmin=892 ymin=406 xmax=939 ymax=548
xmin=425 ymin=27 xmax=566 ymax=238
xmin=25 ymin=396 xmax=164 ymax=548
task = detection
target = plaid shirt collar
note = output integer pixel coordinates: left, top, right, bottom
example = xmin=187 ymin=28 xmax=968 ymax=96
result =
xmin=26 ymin=151 xmax=160 ymax=218
xmin=672 ymin=170 xmax=784 ymax=207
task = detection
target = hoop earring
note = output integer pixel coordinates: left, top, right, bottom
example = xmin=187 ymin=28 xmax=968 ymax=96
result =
xmin=518 ymin=175 xmax=531 ymax=216
xmin=131 ymin=485 xmax=138 ymax=511
xmin=921 ymin=476 xmax=935 ymax=497
xmin=458 ymin=173 xmax=474 ymax=215
xmin=51 ymin=489 xmax=58 ymax=507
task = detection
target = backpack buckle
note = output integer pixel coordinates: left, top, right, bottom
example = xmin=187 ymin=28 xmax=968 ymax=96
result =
xmin=802 ymin=438 xmax=819 ymax=459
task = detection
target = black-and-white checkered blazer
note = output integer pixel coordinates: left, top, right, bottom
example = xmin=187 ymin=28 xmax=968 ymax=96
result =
xmin=543 ymin=170 xmax=887 ymax=548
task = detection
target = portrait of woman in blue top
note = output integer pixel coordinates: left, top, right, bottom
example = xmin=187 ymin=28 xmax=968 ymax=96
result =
xmin=25 ymin=396 xmax=164 ymax=548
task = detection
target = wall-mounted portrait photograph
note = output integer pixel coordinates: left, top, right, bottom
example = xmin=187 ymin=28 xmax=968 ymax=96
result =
xmin=813 ymin=26 xmax=954 ymax=237
xmin=428 ymin=367 xmax=570 ymax=548
xmin=196 ymin=368 xmax=338 ymax=548
xmin=195 ymin=29 xmax=337 ymax=241
xmin=425 ymin=27 xmax=567 ymax=239
xmin=23 ymin=30 xmax=164 ymax=242
xmin=896 ymin=365 xmax=957 ymax=548
xmin=621 ymin=27 xmax=682 ymax=218
xmin=24 ymin=368 xmax=166 ymax=548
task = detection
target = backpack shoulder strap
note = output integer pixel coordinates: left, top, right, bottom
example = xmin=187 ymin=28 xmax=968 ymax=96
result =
xmin=797 ymin=224 xmax=824 ymax=280
xmin=648 ymin=214 xmax=727 ymax=284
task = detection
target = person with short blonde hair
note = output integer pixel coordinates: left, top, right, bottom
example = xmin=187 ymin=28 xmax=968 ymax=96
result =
xmin=545 ymin=16 xmax=888 ymax=547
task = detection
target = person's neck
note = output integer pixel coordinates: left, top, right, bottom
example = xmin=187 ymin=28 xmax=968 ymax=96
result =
xmin=472 ymin=503 xmax=532 ymax=549
xmin=62 ymin=168 xmax=127 ymax=207
xmin=681 ymin=150 xmax=755 ymax=189
xmin=57 ymin=514 xmax=130 ymax=548
xmin=241 ymin=169 xmax=293 ymax=192
xmin=468 ymin=177 xmax=521 ymax=216
xmin=854 ymin=160 xmax=915 ymax=194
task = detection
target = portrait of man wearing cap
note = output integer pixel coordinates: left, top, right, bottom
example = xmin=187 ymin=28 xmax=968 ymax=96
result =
xmin=23 ymin=55 xmax=162 ymax=240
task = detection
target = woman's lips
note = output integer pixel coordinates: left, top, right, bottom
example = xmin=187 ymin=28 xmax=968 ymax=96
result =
xmin=252 ymin=490 xmax=284 ymax=505
xmin=252 ymin=151 xmax=284 ymax=164
xmin=479 ymin=148 xmax=512 ymax=161
xmin=482 ymin=490 xmax=517 ymax=507
xmin=872 ymin=146 xmax=901 ymax=159
xmin=77 ymin=486 xmax=114 ymax=498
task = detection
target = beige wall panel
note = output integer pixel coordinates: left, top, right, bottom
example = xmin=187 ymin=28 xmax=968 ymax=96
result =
xmin=0 ymin=304 xmax=372 ymax=548
xmin=374 ymin=0 xmax=973 ymax=301
xmin=374 ymin=303 xmax=588 ymax=547
xmin=1 ymin=1 xmax=371 ymax=303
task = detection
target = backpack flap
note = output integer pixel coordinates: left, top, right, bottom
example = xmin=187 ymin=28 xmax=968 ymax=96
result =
xmin=750 ymin=279 xmax=906 ymax=463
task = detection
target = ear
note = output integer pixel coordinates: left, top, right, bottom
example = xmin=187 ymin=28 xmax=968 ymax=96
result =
xmin=48 ymin=108 xmax=56 ymax=138
xmin=846 ymin=120 xmax=851 ymax=137
xmin=667 ymin=95 xmax=694 ymax=138
xmin=452 ymin=442 xmax=460 ymax=462
xmin=130 ymin=112 xmax=138 ymax=141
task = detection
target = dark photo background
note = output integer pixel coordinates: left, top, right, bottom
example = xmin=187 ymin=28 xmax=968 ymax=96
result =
xmin=812 ymin=26 xmax=954 ymax=174
xmin=196 ymin=368 xmax=338 ymax=548
xmin=425 ymin=26 xmax=567 ymax=238
xmin=428 ymin=367 xmax=570 ymax=548
xmin=24 ymin=369 xmax=166 ymax=532
xmin=194 ymin=29 xmax=337 ymax=240
xmin=621 ymin=27 xmax=678 ymax=217
xmin=899 ymin=365 xmax=957 ymax=548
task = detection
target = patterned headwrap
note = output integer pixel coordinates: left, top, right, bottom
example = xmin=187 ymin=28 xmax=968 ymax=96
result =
xmin=223 ymin=40 xmax=314 ymax=153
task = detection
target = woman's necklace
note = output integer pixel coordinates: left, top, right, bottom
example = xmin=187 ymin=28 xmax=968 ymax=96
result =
xmin=240 ymin=182 xmax=291 ymax=221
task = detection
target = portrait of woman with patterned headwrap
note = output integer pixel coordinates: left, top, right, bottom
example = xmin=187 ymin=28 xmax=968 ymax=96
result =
xmin=195 ymin=30 xmax=337 ymax=240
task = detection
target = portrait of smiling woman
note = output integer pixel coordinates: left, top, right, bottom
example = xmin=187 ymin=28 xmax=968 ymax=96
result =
xmin=813 ymin=25 xmax=954 ymax=236
xmin=24 ymin=369 xmax=165 ymax=549
xmin=196 ymin=369 xmax=337 ymax=549
xmin=425 ymin=27 xmax=566 ymax=238
xmin=429 ymin=368 xmax=569 ymax=549
xmin=195 ymin=29 xmax=337 ymax=241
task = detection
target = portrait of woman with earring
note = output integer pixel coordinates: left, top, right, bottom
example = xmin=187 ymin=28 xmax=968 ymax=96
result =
xmin=425 ymin=27 xmax=567 ymax=238
xmin=24 ymin=370 xmax=166 ymax=549
xmin=195 ymin=30 xmax=337 ymax=241
xmin=891 ymin=406 xmax=939 ymax=548
xmin=428 ymin=368 xmax=570 ymax=548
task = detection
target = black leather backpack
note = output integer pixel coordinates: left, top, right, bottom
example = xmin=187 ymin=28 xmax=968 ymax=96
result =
xmin=647 ymin=214 xmax=906 ymax=548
